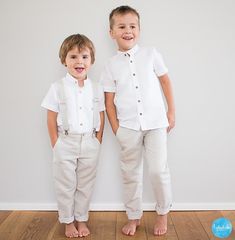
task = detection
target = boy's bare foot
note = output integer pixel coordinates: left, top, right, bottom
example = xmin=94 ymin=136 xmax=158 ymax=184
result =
xmin=122 ymin=219 xmax=141 ymax=236
xmin=65 ymin=222 xmax=79 ymax=238
xmin=77 ymin=221 xmax=90 ymax=237
xmin=154 ymin=214 xmax=167 ymax=236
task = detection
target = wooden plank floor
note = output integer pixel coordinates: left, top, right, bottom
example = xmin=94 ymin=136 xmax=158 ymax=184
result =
xmin=0 ymin=211 xmax=234 ymax=240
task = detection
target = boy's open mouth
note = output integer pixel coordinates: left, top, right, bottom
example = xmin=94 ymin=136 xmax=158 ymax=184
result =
xmin=75 ymin=67 xmax=85 ymax=73
xmin=123 ymin=36 xmax=134 ymax=40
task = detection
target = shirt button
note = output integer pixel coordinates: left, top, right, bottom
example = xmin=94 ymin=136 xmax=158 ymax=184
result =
xmin=130 ymin=60 xmax=133 ymax=63
xmin=80 ymin=123 xmax=83 ymax=126
xmin=133 ymin=73 xmax=136 ymax=76
xmin=140 ymin=113 xmax=143 ymax=116
xmin=79 ymin=107 xmax=82 ymax=110
xmin=135 ymin=86 xmax=138 ymax=89
xmin=124 ymin=54 xmax=127 ymax=56
xmin=138 ymin=100 xmax=141 ymax=103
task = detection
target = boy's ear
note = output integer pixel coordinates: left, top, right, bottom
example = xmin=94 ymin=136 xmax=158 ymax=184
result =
xmin=109 ymin=29 xmax=115 ymax=39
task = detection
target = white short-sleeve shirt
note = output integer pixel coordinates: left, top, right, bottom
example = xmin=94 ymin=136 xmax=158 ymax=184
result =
xmin=100 ymin=45 xmax=169 ymax=131
xmin=41 ymin=73 xmax=105 ymax=134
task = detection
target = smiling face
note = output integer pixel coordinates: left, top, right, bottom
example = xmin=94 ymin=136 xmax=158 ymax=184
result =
xmin=110 ymin=13 xmax=140 ymax=52
xmin=64 ymin=47 xmax=92 ymax=81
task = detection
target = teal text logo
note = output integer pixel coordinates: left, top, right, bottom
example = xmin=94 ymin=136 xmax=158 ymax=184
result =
xmin=212 ymin=217 xmax=232 ymax=238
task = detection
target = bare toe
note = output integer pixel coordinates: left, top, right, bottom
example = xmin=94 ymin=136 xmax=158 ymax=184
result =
xmin=77 ymin=221 xmax=90 ymax=237
xmin=122 ymin=219 xmax=140 ymax=236
xmin=65 ymin=223 xmax=79 ymax=238
xmin=154 ymin=214 xmax=167 ymax=236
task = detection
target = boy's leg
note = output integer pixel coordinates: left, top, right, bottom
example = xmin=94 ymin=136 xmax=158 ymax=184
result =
xmin=74 ymin=134 xmax=100 ymax=237
xmin=53 ymin=134 xmax=79 ymax=237
xmin=116 ymin=127 xmax=143 ymax=235
xmin=143 ymin=128 xmax=172 ymax=235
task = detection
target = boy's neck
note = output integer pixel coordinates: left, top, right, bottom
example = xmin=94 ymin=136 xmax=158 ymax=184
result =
xmin=66 ymin=72 xmax=88 ymax=87
xmin=77 ymin=79 xmax=85 ymax=87
xmin=117 ymin=44 xmax=139 ymax=54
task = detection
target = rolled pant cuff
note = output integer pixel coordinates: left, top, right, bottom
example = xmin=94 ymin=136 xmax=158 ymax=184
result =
xmin=59 ymin=216 xmax=74 ymax=224
xmin=75 ymin=214 xmax=89 ymax=222
xmin=156 ymin=203 xmax=172 ymax=215
xmin=127 ymin=211 xmax=143 ymax=220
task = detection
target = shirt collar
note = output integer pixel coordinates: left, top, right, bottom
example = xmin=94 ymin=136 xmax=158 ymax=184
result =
xmin=65 ymin=73 xmax=90 ymax=86
xmin=117 ymin=44 xmax=139 ymax=57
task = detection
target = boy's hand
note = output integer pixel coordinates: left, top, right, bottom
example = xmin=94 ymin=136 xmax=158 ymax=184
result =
xmin=51 ymin=137 xmax=58 ymax=148
xmin=167 ymin=111 xmax=175 ymax=133
xmin=113 ymin=125 xmax=119 ymax=135
xmin=96 ymin=135 xmax=102 ymax=144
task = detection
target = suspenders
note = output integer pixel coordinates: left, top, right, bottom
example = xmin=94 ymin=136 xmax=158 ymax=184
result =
xmin=91 ymin=81 xmax=100 ymax=135
xmin=58 ymin=79 xmax=69 ymax=135
xmin=57 ymin=78 xmax=100 ymax=135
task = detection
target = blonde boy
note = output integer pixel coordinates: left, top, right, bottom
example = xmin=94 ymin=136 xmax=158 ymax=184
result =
xmin=41 ymin=34 xmax=105 ymax=238
xmin=101 ymin=6 xmax=175 ymax=236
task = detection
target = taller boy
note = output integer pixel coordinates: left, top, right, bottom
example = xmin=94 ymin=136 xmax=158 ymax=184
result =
xmin=101 ymin=6 xmax=175 ymax=236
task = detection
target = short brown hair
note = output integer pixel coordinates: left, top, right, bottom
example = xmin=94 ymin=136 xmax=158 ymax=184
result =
xmin=59 ymin=34 xmax=95 ymax=65
xmin=109 ymin=5 xmax=140 ymax=29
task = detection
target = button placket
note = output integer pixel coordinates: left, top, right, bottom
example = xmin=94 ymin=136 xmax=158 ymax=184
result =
xmin=77 ymin=86 xmax=84 ymax=131
xmin=129 ymin=55 xmax=144 ymax=122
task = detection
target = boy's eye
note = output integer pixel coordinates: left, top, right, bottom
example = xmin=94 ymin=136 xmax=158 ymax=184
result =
xmin=83 ymin=55 xmax=89 ymax=59
xmin=70 ymin=55 xmax=77 ymax=59
xmin=119 ymin=26 xmax=125 ymax=29
xmin=131 ymin=26 xmax=136 ymax=29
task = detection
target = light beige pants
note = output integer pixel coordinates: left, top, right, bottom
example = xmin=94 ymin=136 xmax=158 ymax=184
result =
xmin=116 ymin=127 xmax=172 ymax=219
xmin=53 ymin=132 xmax=100 ymax=223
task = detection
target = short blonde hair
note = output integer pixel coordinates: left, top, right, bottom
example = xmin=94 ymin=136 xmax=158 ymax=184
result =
xmin=109 ymin=5 xmax=140 ymax=29
xmin=59 ymin=34 xmax=95 ymax=65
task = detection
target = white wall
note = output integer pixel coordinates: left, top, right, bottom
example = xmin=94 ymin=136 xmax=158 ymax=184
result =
xmin=0 ymin=0 xmax=235 ymax=210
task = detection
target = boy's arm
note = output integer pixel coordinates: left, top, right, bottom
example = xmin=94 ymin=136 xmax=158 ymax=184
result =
xmin=105 ymin=92 xmax=119 ymax=135
xmin=158 ymin=74 xmax=175 ymax=132
xmin=47 ymin=110 xmax=58 ymax=147
xmin=96 ymin=111 xmax=105 ymax=143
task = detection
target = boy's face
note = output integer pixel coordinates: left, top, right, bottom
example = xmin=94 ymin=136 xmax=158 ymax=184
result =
xmin=64 ymin=47 xmax=92 ymax=81
xmin=110 ymin=13 xmax=140 ymax=52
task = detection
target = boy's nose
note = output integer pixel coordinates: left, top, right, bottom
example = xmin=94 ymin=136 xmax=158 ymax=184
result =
xmin=77 ymin=57 xmax=83 ymax=63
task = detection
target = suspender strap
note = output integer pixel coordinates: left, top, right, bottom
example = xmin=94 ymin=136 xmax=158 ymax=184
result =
xmin=91 ymin=80 xmax=100 ymax=133
xmin=57 ymin=78 xmax=69 ymax=135
xmin=57 ymin=78 xmax=100 ymax=135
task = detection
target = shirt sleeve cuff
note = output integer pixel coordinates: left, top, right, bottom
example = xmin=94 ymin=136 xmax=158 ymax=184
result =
xmin=103 ymin=86 xmax=116 ymax=92
xmin=157 ymin=68 xmax=168 ymax=77
xmin=41 ymin=103 xmax=58 ymax=113
xmin=99 ymin=106 xmax=106 ymax=112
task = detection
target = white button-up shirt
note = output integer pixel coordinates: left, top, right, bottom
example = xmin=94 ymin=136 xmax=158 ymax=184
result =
xmin=41 ymin=73 xmax=105 ymax=134
xmin=101 ymin=45 xmax=169 ymax=130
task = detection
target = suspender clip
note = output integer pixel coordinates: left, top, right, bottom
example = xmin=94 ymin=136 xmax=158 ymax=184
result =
xmin=64 ymin=130 xmax=69 ymax=135
xmin=92 ymin=128 xmax=96 ymax=137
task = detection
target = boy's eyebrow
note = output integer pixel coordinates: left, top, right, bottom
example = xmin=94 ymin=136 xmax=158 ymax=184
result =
xmin=117 ymin=23 xmax=138 ymax=26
